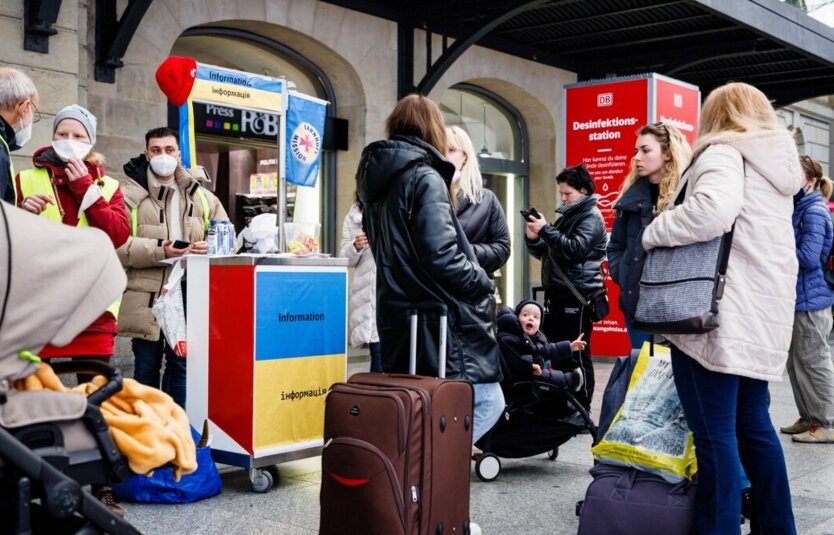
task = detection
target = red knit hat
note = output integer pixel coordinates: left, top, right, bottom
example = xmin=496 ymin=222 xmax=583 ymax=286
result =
xmin=155 ymin=56 xmax=197 ymax=106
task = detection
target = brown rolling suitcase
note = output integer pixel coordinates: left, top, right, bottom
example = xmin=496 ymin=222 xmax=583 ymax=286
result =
xmin=319 ymin=303 xmax=474 ymax=535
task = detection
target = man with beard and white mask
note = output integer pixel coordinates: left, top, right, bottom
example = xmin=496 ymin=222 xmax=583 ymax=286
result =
xmin=0 ymin=68 xmax=40 ymax=204
xmin=118 ymin=127 xmax=227 ymax=409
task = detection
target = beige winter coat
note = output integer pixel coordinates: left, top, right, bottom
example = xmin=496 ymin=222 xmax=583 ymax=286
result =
xmin=642 ymin=130 xmax=802 ymax=381
xmin=117 ymin=165 xmax=228 ymax=340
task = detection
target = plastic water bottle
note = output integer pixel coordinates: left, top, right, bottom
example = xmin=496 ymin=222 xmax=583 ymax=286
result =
xmin=218 ymin=221 xmax=229 ymax=255
xmin=207 ymin=220 xmax=218 ymax=256
xmin=225 ymin=221 xmax=236 ymax=255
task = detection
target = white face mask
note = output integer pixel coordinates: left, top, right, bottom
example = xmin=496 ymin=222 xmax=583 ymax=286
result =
xmin=150 ymin=154 xmax=178 ymax=177
xmin=15 ymin=121 xmax=33 ymax=149
xmin=14 ymin=103 xmax=34 ymax=147
xmin=52 ymin=139 xmax=93 ymax=162
xmin=452 ymin=170 xmax=462 ymax=183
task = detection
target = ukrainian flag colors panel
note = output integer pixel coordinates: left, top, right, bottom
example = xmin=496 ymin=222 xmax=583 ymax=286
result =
xmin=254 ymin=354 xmax=345 ymax=449
xmin=255 ymin=270 xmax=347 ymax=360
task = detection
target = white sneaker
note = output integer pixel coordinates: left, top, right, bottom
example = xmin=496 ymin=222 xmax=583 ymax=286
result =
xmin=470 ymin=521 xmax=482 ymax=535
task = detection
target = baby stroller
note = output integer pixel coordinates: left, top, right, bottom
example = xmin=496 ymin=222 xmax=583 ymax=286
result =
xmin=473 ymin=308 xmax=597 ymax=482
xmin=0 ymin=203 xmax=140 ymax=534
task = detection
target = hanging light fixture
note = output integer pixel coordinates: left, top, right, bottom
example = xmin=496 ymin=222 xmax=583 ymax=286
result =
xmin=479 ymin=103 xmax=490 ymax=157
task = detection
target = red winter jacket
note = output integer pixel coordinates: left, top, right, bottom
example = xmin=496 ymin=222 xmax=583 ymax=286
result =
xmin=15 ymin=146 xmax=130 ymax=358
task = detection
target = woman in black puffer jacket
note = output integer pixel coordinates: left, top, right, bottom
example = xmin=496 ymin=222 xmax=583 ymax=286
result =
xmin=357 ymin=95 xmax=504 ymax=444
xmin=446 ymin=125 xmax=510 ymax=278
xmin=525 ymin=164 xmax=607 ymax=411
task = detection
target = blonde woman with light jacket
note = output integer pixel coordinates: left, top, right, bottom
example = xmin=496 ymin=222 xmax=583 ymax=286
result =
xmin=642 ymin=82 xmax=800 ymax=534
xmin=340 ymin=195 xmax=380 ymax=372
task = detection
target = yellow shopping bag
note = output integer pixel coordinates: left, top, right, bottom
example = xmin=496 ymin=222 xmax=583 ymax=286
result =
xmin=591 ymin=341 xmax=697 ymax=483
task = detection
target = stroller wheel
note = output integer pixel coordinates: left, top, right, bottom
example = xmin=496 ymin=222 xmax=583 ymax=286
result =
xmin=475 ymin=454 xmax=501 ymax=482
xmin=250 ymin=469 xmax=274 ymax=493
xmin=548 ymin=447 xmax=559 ymax=461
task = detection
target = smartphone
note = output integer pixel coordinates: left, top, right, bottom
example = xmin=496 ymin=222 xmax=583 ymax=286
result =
xmin=172 ymin=240 xmax=190 ymax=249
xmin=520 ymin=207 xmax=541 ymax=221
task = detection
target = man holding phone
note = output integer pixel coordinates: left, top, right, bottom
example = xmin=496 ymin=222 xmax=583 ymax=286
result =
xmin=117 ymin=127 xmax=228 ymax=407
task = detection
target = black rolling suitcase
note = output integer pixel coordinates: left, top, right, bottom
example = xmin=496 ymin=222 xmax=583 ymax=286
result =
xmin=319 ymin=303 xmax=474 ymax=535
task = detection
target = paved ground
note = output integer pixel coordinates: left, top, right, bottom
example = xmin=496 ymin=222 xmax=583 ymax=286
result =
xmin=110 ymin=348 xmax=834 ymax=535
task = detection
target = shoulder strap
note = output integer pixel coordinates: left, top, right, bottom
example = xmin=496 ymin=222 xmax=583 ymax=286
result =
xmin=195 ymin=187 xmax=210 ymax=232
xmin=547 ymin=248 xmax=590 ymax=307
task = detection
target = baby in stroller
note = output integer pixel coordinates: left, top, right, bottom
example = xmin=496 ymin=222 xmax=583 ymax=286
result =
xmin=496 ymin=300 xmax=585 ymax=400
xmin=472 ymin=300 xmax=596 ymax=481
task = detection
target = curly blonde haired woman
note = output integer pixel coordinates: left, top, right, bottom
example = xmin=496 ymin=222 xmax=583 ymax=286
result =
xmin=607 ymin=122 xmax=691 ymax=349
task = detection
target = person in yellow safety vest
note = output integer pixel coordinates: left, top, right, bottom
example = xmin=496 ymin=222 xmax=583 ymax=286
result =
xmin=15 ymin=105 xmax=129 ymax=372
xmin=0 ymin=68 xmax=40 ymax=204
xmin=117 ymin=126 xmax=228 ymax=410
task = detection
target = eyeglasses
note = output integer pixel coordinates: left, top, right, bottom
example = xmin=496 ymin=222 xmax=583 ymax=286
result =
xmin=650 ymin=121 xmax=667 ymax=132
xmin=29 ymin=101 xmax=42 ymax=124
xmin=800 ymin=154 xmax=812 ymax=164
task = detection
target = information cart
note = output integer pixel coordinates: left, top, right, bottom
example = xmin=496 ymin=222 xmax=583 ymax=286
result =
xmin=186 ymin=255 xmax=348 ymax=492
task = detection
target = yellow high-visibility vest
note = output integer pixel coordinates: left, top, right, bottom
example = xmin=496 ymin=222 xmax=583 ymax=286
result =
xmin=18 ymin=167 xmax=122 ymax=319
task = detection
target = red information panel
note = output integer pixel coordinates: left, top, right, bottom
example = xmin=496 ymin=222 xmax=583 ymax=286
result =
xmin=654 ymin=77 xmax=700 ymax=148
xmin=562 ymin=74 xmax=700 ymax=357
xmin=564 ymin=78 xmax=649 ymax=229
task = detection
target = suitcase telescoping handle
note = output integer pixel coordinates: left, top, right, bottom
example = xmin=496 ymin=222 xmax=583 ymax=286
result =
xmin=409 ymin=302 xmax=448 ymax=378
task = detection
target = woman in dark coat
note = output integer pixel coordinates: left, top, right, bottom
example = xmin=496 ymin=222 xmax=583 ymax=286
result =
xmin=607 ymin=122 xmax=691 ymax=349
xmin=446 ymin=125 xmax=510 ymax=278
xmin=357 ymin=95 xmax=504 ymax=446
xmin=524 ymin=164 xmax=606 ymax=411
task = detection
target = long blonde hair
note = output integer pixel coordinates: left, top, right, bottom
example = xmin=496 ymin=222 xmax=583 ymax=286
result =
xmin=699 ymin=82 xmax=780 ymax=140
xmin=618 ymin=123 xmax=692 ymax=211
xmin=446 ymin=125 xmax=483 ymax=204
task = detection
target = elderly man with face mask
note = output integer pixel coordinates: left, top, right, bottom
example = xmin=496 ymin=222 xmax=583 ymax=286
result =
xmin=117 ymin=126 xmax=228 ymax=409
xmin=0 ymin=68 xmax=40 ymax=204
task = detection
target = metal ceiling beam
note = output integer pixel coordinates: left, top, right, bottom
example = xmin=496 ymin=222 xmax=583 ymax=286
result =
xmin=494 ymin=1 xmax=682 ymax=36
xmin=578 ymin=39 xmax=758 ymax=79
xmin=680 ymin=55 xmax=812 ymax=78
xmin=477 ymin=33 xmax=577 ymax=71
xmin=415 ymin=0 xmax=551 ymax=95
xmin=764 ymin=82 xmax=834 ymax=107
xmin=688 ymin=66 xmax=832 ymax=85
xmin=23 ymin=0 xmax=62 ymax=53
xmin=95 ymin=0 xmax=153 ymax=83
xmin=688 ymin=0 xmax=834 ymax=68
xmin=529 ymin=14 xmax=714 ymax=47
xmin=564 ymin=25 xmax=739 ymax=55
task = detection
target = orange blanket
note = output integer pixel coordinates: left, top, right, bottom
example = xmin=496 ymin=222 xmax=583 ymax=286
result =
xmin=15 ymin=363 xmax=197 ymax=480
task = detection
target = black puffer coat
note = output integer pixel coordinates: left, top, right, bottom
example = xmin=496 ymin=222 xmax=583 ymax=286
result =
xmin=456 ymin=190 xmax=511 ymax=277
xmin=526 ymin=195 xmax=607 ymax=297
xmin=607 ymin=178 xmax=654 ymax=318
xmin=357 ymin=135 xmax=501 ymax=383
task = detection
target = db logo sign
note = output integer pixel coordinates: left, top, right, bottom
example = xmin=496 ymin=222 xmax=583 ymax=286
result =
xmin=673 ymin=93 xmax=683 ymax=108
xmin=597 ymin=93 xmax=613 ymax=107
xmin=290 ymin=123 xmax=321 ymax=164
